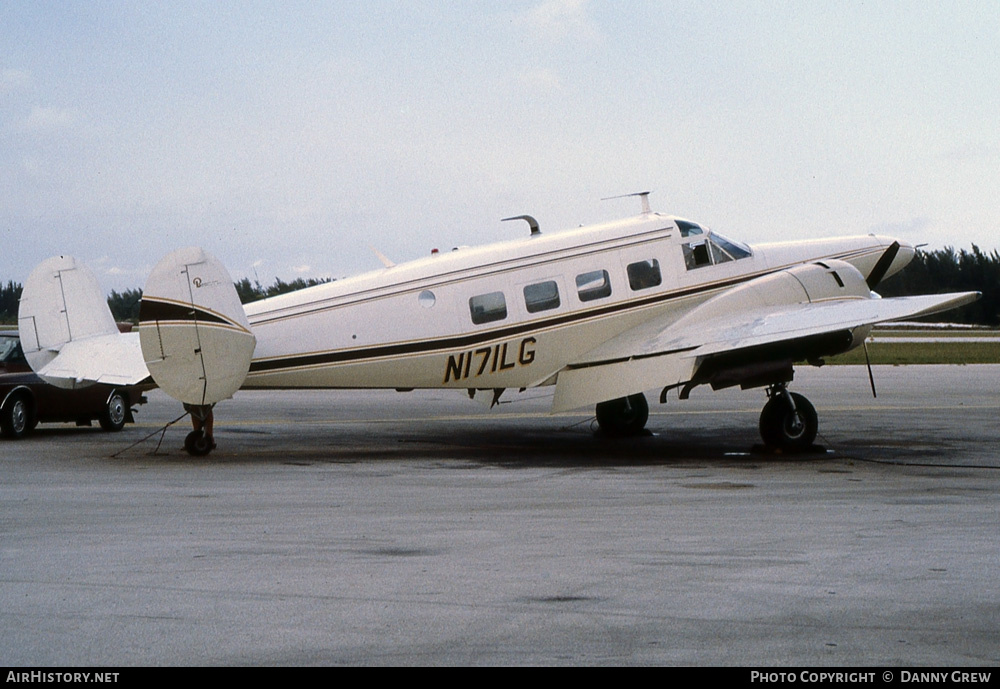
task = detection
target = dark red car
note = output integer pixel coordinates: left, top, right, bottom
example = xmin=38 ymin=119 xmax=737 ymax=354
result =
xmin=0 ymin=331 xmax=146 ymax=439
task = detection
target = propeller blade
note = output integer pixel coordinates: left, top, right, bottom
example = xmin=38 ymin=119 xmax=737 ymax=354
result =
xmin=867 ymin=241 xmax=900 ymax=290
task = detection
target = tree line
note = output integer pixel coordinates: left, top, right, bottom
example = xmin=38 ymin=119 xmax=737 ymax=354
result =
xmin=878 ymin=245 xmax=1000 ymax=326
xmin=0 ymin=276 xmax=332 ymax=324
xmin=1 ymin=246 xmax=997 ymax=325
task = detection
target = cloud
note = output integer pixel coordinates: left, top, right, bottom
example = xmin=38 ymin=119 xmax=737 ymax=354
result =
xmin=0 ymin=68 xmax=31 ymax=93
xmin=516 ymin=67 xmax=563 ymax=91
xmin=868 ymin=217 xmax=933 ymax=237
xmin=518 ymin=0 xmax=602 ymax=44
xmin=936 ymin=141 xmax=999 ymax=163
xmin=20 ymin=106 xmax=77 ymax=132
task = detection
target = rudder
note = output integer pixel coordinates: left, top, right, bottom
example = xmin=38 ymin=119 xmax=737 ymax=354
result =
xmin=139 ymin=248 xmax=256 ymax=406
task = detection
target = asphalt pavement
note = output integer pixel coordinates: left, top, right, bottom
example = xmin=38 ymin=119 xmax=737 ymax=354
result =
xmin=2 ymin=365 xmax=998 ymax=666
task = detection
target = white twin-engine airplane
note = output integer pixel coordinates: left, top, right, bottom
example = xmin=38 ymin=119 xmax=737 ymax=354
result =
xmin=17 ymin=194 xmax=978 ymax=455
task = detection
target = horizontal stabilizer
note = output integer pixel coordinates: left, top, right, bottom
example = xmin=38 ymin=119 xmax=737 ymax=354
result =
xmin=35 ymin=332 xmax=149 ymax=386
xmin=139 ymin=248 xmax=256 ymax=406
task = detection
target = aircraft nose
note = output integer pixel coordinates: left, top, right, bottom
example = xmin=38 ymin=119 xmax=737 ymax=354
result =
xmin=867 ymin=236 xmax=915 ymax=289
xmin=890 ymin=238 xmax=916 ymax=275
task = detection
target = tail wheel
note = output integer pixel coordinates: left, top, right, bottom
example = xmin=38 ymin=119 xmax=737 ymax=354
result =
xmin=99 ymin=390 xmax=128 ymax=432
xmin=595 ymin=393 xmax=649 ymax=436
xmin=1 ymin=392 xmax=32 ymax=439
xmin=184 ymin=430 xmax=215 ymax=456
xmin=759 ymin=391 xmax=818 ymax=452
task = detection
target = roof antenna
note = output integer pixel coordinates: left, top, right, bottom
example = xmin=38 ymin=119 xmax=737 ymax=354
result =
xmin=502 ymin=215 xmax=540 ymax=236
xmin=601 ymin=191 xmax=652 ymax=214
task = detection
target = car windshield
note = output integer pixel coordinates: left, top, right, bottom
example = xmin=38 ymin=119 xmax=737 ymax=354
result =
xmin=0 ymin=335 xmax=21 ymax=363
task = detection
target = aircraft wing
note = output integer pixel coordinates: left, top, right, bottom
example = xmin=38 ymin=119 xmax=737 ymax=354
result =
xmin=552 ymin=260 xmax=980 ymax=412
xmin=658 ymin=291 xmax=980 ymax=359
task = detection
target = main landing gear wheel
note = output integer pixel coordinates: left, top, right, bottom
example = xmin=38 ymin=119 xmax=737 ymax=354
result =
xmin=759 ymin=390 xmax=818 ymax=452
xmin=595 ymin=393 xmax=649 ymax=436
xmin=184 ymin=430 xmax=215 ymax=456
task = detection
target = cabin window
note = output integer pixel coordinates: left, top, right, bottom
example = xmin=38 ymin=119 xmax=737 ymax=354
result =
xmin=469 ymin=291 xmax=507 ymax=324
xmin=523 ymin=280 xmax=560 ymax=313
xmin=576 ymin=269 xmax=612 ymax=302
xmin=418 ymin=290 xmax=436 ymax=308
xmin=627 ymin=259 xmax=662 ymax=291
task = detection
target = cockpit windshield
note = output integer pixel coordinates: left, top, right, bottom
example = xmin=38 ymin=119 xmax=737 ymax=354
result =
xmin=676 ymin=220 xmax=751 ymax=270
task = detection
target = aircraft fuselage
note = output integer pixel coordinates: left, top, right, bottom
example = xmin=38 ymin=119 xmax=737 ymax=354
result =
xmin=241 ymin=213 xmax=911 ymax=392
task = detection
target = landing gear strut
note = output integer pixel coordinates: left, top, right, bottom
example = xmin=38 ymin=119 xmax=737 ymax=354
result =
xmin=595 ymin=393 xmax=649 ymax=436
xmin=183 ymin=403 xmax=216 ymax=456
xmin=759 ymin=384 xmax=818 ymax=452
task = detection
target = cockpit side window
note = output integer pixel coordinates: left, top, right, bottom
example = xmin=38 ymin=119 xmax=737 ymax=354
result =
xmin=683 ymin=241 xmax=712 ymax=269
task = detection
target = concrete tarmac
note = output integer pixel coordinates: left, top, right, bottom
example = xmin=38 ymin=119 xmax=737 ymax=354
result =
xmin=2 ymin=365 xmax=998 ymax=666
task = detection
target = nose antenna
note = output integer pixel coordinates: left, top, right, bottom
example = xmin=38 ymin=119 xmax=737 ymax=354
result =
xmin=601 ymin=191 xmax=651 ymax=214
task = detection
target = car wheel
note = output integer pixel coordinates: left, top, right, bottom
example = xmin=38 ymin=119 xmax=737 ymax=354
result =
xmin=99 ymin=390 xmax=128 ymax=432
xmin=1 ymin=392 xmax=33 ymax=439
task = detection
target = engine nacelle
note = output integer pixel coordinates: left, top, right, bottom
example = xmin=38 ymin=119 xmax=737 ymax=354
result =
xmin=687 ymin=259 xmax=872 ymax=325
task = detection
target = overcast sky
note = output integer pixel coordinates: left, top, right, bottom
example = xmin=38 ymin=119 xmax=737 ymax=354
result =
xmin=2 ymin=1 xmax=998 ymax=291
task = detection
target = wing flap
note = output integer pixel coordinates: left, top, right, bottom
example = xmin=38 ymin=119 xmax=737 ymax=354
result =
xmin=552 ymin=351 xmax=694 ymax=413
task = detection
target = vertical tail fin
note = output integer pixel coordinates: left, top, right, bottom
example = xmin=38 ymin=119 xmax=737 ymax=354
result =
xmin=17 ymin=256 xmax=147 ymax=388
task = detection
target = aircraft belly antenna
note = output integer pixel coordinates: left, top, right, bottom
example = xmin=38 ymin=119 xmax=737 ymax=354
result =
xmin=502 ymin=215 xmax=540 ymax=236
xmin=602 ymin=191 xmax=652 ymax=214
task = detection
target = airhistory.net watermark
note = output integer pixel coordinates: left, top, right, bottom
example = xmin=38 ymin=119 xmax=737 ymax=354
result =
xmin=6 ymin=673 xmax=119 ymax=684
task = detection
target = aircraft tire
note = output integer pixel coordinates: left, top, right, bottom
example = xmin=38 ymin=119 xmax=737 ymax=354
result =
xmin=184 ymin=429 xmax=214 ymax=456
xmin=759 ymin=392 xmax=817 ymax=452
xmin=595 ymin=393 xmax=649 ymax=436
xmin=99 ymin=390 xmax=128 ymax=432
